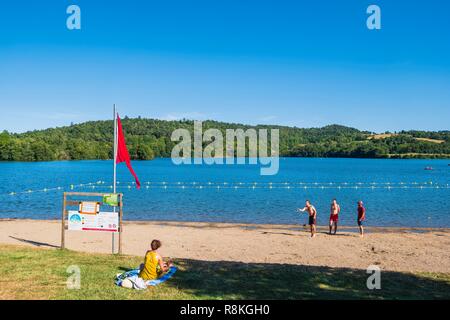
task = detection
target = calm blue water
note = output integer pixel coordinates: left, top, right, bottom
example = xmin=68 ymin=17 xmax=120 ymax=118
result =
xmin=0 ymin=158 xmax=449 ymax=227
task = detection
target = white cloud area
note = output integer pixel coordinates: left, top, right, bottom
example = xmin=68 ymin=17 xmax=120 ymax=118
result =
xmin=38 ymin=112 xmax=84 ymax=121
xmin=257 ymin=115 xmax=277 ymax=123
xmin=0 ymin=110 xmax=103 ymax=133
xmin=160 ymin=112 xmax=209 ymax=121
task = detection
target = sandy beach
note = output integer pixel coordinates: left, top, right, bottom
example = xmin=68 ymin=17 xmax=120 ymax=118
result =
xmin=1 ymin=219 xmax=449 ymax=273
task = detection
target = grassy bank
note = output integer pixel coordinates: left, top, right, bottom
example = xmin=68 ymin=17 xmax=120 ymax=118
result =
xmin=0 ymin=244 xmax=449 ymax=300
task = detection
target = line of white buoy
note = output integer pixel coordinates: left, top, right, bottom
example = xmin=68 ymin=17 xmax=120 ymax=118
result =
xmin=3 ymin=181 xmax=106 ymax=196
xmin=113 ymin=181 xmax=440 ymax=186
xmin=3 ymin=180 xmax=448 ymax=196
xmin=67 ymin=184 xmax=450 ymax=190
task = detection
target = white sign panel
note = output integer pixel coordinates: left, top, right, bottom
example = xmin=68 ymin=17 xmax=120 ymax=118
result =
xmin=68 ymin=211 xmax=119 ymax=232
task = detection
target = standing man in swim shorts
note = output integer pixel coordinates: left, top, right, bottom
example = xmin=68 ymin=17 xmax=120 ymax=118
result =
xmin=357 ymin=200 xmax=366 ymax=237
xmin=298 ymin=200 xmax=317 ymax=238
xmin=329 ymin=199 xmax=340 ymax=235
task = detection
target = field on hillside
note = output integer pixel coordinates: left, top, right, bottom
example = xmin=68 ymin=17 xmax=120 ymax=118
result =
xmin=368 ymin=133 xmax=445 ymax=144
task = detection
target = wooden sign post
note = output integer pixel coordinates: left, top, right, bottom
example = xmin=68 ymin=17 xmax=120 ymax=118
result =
xmin=61 ymin=192 xmax=124 ymax=254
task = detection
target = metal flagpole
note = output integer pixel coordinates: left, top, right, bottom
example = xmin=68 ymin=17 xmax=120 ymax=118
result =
xmin=112 ymin=104 xmax=117 ymax=254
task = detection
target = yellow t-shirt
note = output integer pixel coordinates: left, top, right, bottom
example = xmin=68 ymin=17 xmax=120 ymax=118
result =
xmin=139 ymin=251 xmax=162 ymax=280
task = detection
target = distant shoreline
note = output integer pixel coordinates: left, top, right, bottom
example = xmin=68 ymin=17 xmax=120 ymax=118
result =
xmin=0 ymin=155 xmax=450 ymax=163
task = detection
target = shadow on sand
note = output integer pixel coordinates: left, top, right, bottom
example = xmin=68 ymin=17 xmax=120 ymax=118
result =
xmin=9 ymin=236 xmax=60 ymax=249
xmin=160 ymin=259 xmax=450 ymax=300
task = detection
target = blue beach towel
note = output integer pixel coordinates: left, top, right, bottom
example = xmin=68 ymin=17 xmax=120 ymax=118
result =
xmin=115 ymin=266 xmax=177 ymax=288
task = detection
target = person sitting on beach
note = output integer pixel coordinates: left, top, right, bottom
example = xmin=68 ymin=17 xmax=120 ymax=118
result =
xmin=357 ymin=201 xmax=366 ymax=237
xmin=329 ymin=199 xmax=340 ymax=235
xmin=139 ymin=239 xmax=172 ymax=280
xmin=298 ymin=200 xmax=317 ymax=238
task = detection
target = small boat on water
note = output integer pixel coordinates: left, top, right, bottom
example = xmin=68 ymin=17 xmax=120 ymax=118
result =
xmin=424 ymin=166 xmax=433 ymax=170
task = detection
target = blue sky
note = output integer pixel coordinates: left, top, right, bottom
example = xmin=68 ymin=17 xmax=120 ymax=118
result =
xmin=0 ymin=0 xmax=449 ymax=133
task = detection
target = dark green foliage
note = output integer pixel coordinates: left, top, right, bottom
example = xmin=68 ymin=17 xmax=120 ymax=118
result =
xmin=0 ymin=120 xmax=448 ymax=161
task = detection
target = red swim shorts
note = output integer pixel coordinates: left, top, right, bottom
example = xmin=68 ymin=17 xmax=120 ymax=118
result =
xmin=329 ymin=214 xmax=339 ymax=222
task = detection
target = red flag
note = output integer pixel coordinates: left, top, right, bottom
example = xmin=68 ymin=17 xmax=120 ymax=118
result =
xmin=116 ymin=115 xmax=141 ymax=189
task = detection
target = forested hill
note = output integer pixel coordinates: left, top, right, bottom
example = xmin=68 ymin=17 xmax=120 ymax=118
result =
xmin=0 ymin=118 xmax=449 ymax=161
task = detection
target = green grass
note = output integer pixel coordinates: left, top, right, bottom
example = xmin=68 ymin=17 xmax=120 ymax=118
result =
xmin=0 ymin=244 xmax=449 ymax=300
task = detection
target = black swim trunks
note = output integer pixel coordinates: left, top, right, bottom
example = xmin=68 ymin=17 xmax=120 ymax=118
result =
xmin=309 ymin=216 xmax=316 ymax=225
xmin=357 ymin=220 xmax=364 ymax=226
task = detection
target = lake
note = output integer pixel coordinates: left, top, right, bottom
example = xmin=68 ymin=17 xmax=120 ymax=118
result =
xmin=0 ymin=158 xmax=449 ymax=227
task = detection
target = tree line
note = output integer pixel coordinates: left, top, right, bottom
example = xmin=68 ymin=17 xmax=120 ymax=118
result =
xmin=0 ymin=118 xmax=449 ymax=161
